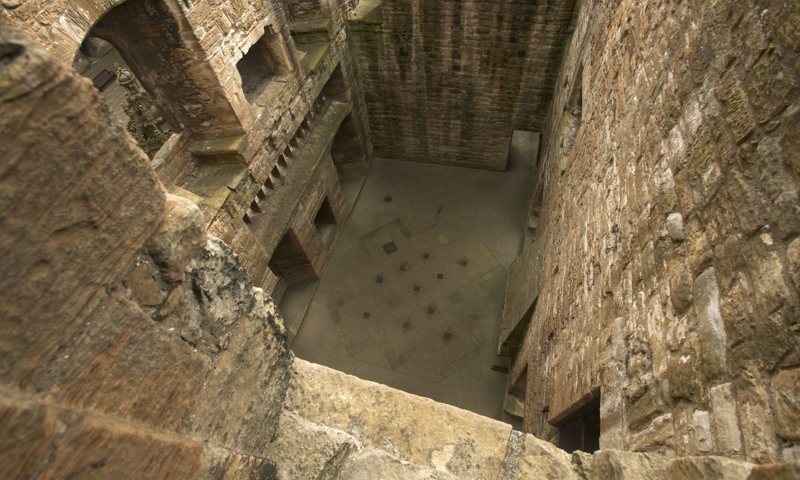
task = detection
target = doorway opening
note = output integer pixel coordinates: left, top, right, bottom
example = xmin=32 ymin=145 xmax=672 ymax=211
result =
xmin=554 ymin=391 xmax=601 ymax=453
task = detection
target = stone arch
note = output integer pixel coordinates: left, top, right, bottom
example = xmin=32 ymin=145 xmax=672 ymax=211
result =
xmin=81 ymin=0 xmax=245 ymax=138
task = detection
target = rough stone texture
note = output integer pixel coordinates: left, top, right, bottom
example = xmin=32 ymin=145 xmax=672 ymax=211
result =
xmin=349 ymin=0 xmax=578 ymax=170
xmin=0 ymin=22 xmax=165 ymax=392
xmin=511 ymin=0 xmax=800 ymax=463
xmin=772 ymin=368 xmax=800 ymax=442
xmin=264 ymin=409 xmax=360 ymax=479
xmin=339 ymin=449 xmax=460 ymax=480
xmin=748 ymin=463 xmax=800 ymax=480
xmin=2 ymin=0 xmax=373 ymax=296
xmin=34 ymin=415 xmax=205 ymax=479
xmin=146 ymin=193 xmax=208 ymax=282
xmin=667 ymin=456 xmax=753 ymax=480
xmin=498 ymin=430 xmax=584 ymax=480
xmin=0 ymin=27 xmax=291 ymax=478
xmin=593 ymin=450 xmax=668 ymax=480
xmin=287 ymin=358 xmax=512 ymax=480
xmin=3 ymin=0 xmax=800 ymax=476
xmin=179 ymin=238 xmax=293 ymax=455
xmin=0 ymin=394 xmax=61 ymax=480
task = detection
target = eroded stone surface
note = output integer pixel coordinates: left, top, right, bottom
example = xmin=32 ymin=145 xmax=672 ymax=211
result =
xmin=772 ymin=369 xmax=800 ymax=442
xmin=265 ymin=409 xmax=360 ymax=480
xmin=593 ymin=450 xmax=668 ymax=480
xmin=339 ymin=449 xmax=460 ymax=480
xmin=666 ymin=456 xmax=753 ymax=480
xmin=287 ymin=359 xmax=511 ymax=480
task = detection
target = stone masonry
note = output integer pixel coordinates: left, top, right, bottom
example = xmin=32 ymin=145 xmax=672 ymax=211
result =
xmin=2 ymin=0 xmax=800 ymax=477
xmin=505 ymin=0 xmax=800 ymax=466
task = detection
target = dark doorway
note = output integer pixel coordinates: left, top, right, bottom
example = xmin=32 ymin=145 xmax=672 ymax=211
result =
xmin=555 ymin=393 xmax=600 ymax=453
xmin=269 ymin=229 xmax=318 ymax=284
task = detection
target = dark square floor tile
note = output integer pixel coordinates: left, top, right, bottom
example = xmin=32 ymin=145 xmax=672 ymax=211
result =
xmin=383 ymin=241 xmax=398 ymax=254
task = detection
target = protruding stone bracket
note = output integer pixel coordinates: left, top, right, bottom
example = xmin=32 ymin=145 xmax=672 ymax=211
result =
xmin=190 ymin=134 xmax=249 ymax=164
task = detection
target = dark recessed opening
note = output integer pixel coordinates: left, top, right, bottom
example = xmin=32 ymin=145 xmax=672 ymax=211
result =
xmin=314 ymin=197 xmax=337 ymax=245
xmin=321 ymin=64 xmax=349 ymax=103
xmin=554 ymin=393 xmax=600 ymax=453
xmin=237 ymin=26 xmax=291 ymax=105
xmin=237 ymin=45 xmax=274 ymax=104
xmin=269 ymin=229 xmax=317 ymax=284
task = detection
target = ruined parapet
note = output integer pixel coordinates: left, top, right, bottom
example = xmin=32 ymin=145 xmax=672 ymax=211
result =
xmin=0 ymin=24 xmax=292 ymax=478
xmin=270 ymin=358 xmax=800 ymax=479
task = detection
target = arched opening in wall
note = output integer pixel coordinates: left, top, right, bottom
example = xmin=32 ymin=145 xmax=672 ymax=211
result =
xmin=314 ymin=196 xmax=338 ymax=245
xmin=237 ymin=25 xmax=294 ymax=105
xmin=331 ymin=114 xmax=367 ymax=177
xmin=85 ymin=0 xmax=245 ymax=142
xmin=553 ymin=391 xmax=600 ymax=453
xmin=322 ymin=65 xmax=350 ymax=103
xmin=73 ymin=35 xmax=172 ymax=158
xmin=269 ymin=229 xmax=319 ymax=285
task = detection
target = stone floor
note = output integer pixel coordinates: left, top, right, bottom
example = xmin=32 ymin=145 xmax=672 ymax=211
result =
xmin=285 ymin=132 xmax=539 ymax=421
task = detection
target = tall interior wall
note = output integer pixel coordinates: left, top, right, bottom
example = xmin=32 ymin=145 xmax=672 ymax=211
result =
xmin=512 ymin=0 xmax=800 ymax=464
xmin=349 ymin=0 xmax=577 ymax=170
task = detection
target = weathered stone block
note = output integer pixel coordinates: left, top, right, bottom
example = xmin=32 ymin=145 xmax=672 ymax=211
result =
xmin=667 ymin=456 xmax=753 ymax=480
xmin=771 ymin=369 xmax=800 ymax=442
xmin=125 ymin=260 xmax=165 ymax=306
xmin=693 ymin=410 xmax=714 ymax=453
xmin=592 ymin=449 xmax=668 ymax=480
xmin=184 ymin=240 xmax=292 ymax=455
xmin=748 ymin=462 xmax=800 ymax=480
xmin=146 ymin=194 xmax=208 ymax=283
xmin=692 ymin=268 xmax=728 ymax=383
xmin=37 ymin=416 xmax=204 ymax=479
xmin=201 ymin=446 xmax=279 ymax=480
xmin=47 ymin=291 xmax=211 ymax=432
xmin=287 ymin=359 xmax=511 ymax=480
xmin=0 ymin=395 xmax=60 ymax=480
xmin=668 ymin=352 xmax=697 ymax=400
xmin=709 ymin=383 xmax=743 ymax=455
xmin=264 ymin=409 xmax=359 ymax=479
xmin=498 ymin=430 xmax=583 ymax=480
xmin=628 ymin=413 xmax=674 ymax=454
xmin=339 ymin=449 xmax=459 ymax=480
xmin=628 ymin=386 xmax=666 ymax=431
xmin=744 ymin=48 xmax=798 ymax=125
xmin=0 ymin=23 xmax=165 ymax=390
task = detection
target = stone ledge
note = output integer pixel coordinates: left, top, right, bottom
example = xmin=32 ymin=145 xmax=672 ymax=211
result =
xmin=286 ymin=358 xmax=512 ymax=480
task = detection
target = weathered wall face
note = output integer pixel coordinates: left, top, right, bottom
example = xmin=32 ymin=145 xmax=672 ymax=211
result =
xmin=512 ymin=0 xmax=800 ymax=464
xmin=2 ymin=0 xmax=373 ymax=297
xmin=350 ymin=0 xmax=577 ymax=170
xmin=0 ymin=25 xmax=292 ymax=478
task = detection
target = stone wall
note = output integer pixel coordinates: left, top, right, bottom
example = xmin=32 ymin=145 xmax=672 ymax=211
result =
xmin=0 ymin=25 xmax=292 ymax=478
xmin=1 ymin=0 xmax=373 ymax=297
xmin=510 ymin=0 xmax=800 ymax=464
xmin=349 ymin=0 xmax=577 ymax=170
